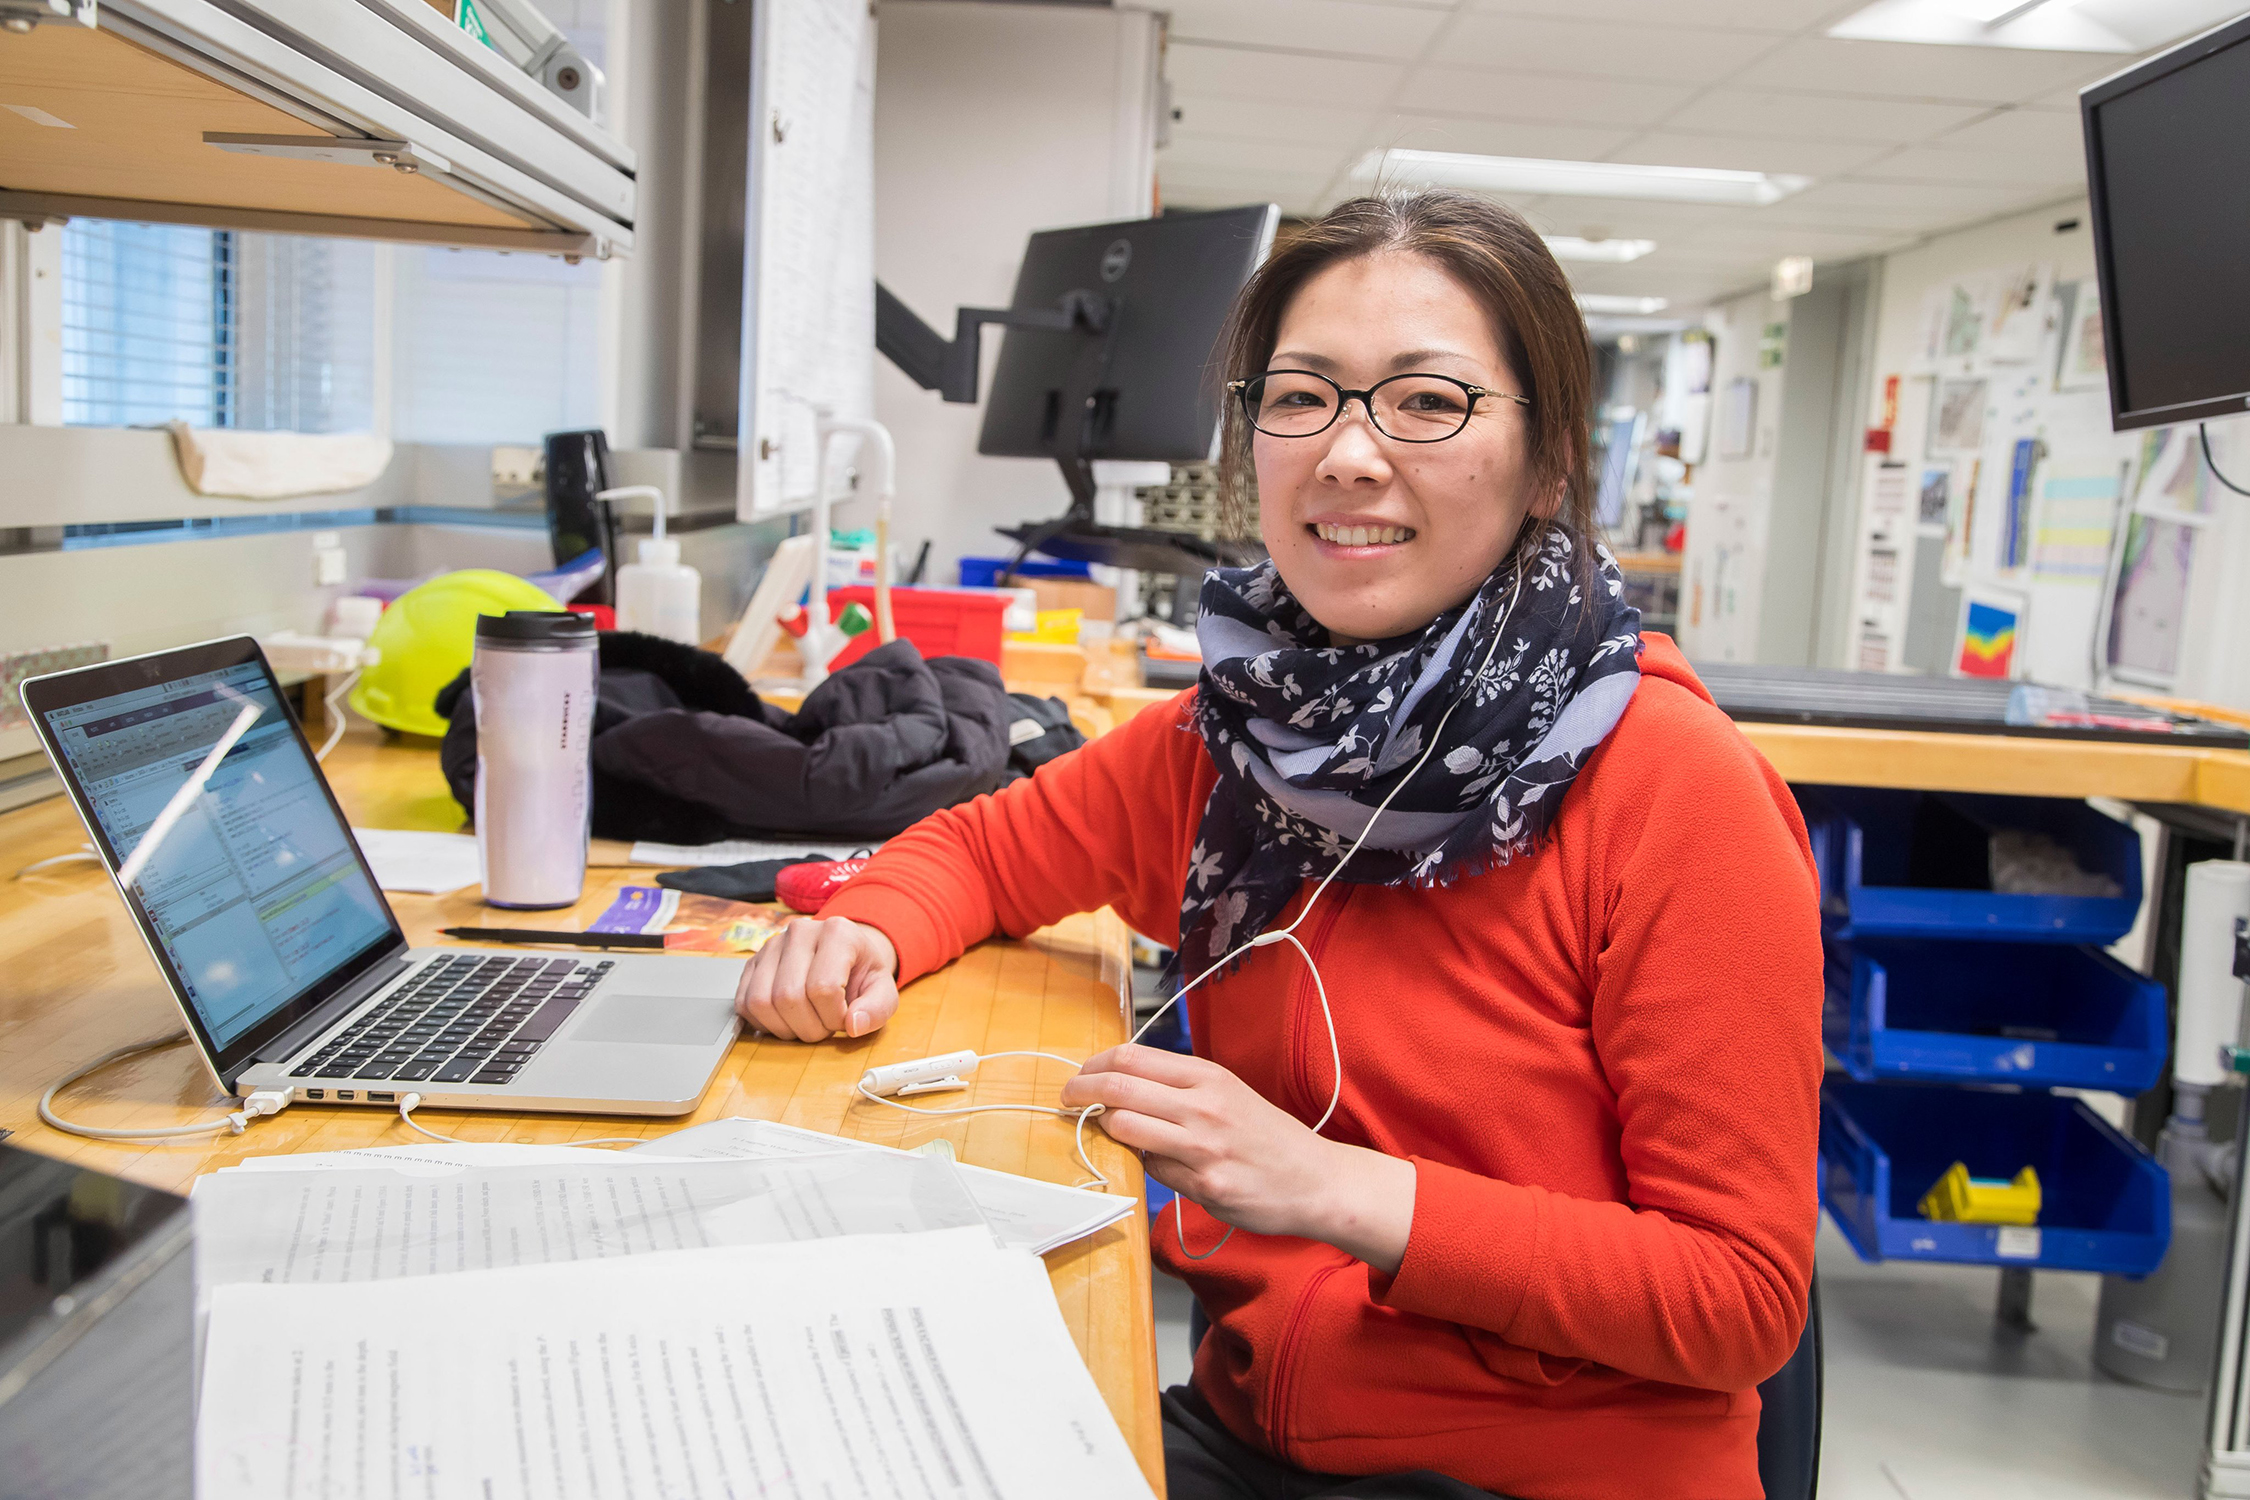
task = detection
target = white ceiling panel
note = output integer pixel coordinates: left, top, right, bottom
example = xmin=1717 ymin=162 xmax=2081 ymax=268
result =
xmin=1851 ymin=143 xmax=2085 ymax=187
xmin=1161 ymin=134 xmax=1356 ymax=176
xmin=1605 ymin=129 xmax=1893 ymax=178
xmin=1663 ymin=88 xmax=1988 ymax=144
xmin=1465 ymin=0 xmax=1863 ymax=34
xmin=1162 ymin=0 xmax=1449 ymax=62
xmin=1400 ymin=64 xmax=1697 ymax=127
xmin=1368 ymin=113 xmax=1642 ymax=162
xmin=1727 ymin=36 xmax=2117 ymax=105
xmin=1435 ymin=13 xmax=1782 ymax=85
xmin=1168 ymin=96 xmax=1386 ymax=149
xmin=1930 ymin=104 xmax=2085 ymax=157
xmin=1166 ymin=41 xmax=1407 ymax=105
xmin=1503 ymin=195 xmax=1781 ymax=236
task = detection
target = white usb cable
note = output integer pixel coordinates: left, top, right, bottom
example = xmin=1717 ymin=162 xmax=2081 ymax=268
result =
xmin=39 ymin=1032 xmax=295 ymax=1142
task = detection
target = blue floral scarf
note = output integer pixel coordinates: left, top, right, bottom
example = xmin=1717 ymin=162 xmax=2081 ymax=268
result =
xmin=1177 ymin=529 xmax=1642 ymax=979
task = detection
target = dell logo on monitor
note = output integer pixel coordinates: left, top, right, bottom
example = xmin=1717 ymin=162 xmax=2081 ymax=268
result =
xmin=1100 ymin=239 xmax=1132 ymax=283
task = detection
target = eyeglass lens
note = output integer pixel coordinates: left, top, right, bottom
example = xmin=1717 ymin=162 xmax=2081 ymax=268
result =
xmin=1245 ymin=371 xmax=1477 ymax=442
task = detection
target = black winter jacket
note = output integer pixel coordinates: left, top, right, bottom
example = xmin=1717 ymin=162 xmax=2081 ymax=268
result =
xmin=436 ymin=633 xmax=1082 ymax=844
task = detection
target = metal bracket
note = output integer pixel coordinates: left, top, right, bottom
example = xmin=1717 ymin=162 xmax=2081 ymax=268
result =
xmin=0 ymin=0 xmax=94 ymax=33
xmin=202 ymin=132 xmax=453 ymax=177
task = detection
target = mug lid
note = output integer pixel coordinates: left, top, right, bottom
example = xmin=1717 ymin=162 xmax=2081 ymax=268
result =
xmin=476 ymin=609 xmax=597 ymax=643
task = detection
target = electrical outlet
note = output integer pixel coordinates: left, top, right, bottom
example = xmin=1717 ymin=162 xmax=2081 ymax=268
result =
xmin=312 ymin=530 xmax=347 ymax=587
xmin=492 ymin=445 xmax=544 ymax=491
xmin=0 ymin=642 xmax=109 ymax=732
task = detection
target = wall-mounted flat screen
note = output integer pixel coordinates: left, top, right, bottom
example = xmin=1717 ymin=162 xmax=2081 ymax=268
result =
xmin=2084 ymin=13 xmax=2250 ymax=431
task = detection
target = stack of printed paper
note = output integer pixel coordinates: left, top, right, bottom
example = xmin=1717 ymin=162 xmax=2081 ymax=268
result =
xmin=193 ymin=1148 xmax=1155 ymax=1497
xmin=196 ymin=1228 xmax=1155 ymax=1498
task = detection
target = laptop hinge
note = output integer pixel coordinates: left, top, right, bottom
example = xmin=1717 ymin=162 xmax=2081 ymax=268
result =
xmin=251 ymin=951 xmax=413 ymax=1067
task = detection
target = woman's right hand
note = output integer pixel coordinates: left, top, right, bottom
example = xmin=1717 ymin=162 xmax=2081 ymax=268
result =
xmin=733 ymin=916 xmax=900 ymax=1042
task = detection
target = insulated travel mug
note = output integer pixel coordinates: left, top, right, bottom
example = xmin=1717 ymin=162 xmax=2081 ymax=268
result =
xmin=472 ymin=610 xmax=599 ymax=909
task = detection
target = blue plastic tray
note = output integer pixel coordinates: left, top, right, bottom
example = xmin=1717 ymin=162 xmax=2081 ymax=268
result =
xmin=1824 ymin=938 xmax=2166 ymax=1092
xmin=1798 ymin=787 xmax=2141 ymax=943
xmin=1820 ymin=1079 xmax=2168 ymax=1275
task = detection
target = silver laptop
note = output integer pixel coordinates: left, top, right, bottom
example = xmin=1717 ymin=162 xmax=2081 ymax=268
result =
xmin=22 ymin=636 xmax=744 ymax=1117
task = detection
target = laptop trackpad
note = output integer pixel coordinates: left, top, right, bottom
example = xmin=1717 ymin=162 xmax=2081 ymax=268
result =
xmin=569 ymin=991 xmax=736 ymax=1047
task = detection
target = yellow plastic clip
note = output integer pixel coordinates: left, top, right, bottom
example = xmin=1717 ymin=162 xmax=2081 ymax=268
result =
xmin=1918 ymin=1161 xmax=2042 ymax=1225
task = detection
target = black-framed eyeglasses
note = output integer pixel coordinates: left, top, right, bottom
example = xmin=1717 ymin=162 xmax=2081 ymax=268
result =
xmin=1227 ymin=369 xmax=1531 ymax=443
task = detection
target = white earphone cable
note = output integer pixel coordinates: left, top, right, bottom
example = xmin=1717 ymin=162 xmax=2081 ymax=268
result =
xmin=859 ymin=569 xmax=1529 ymax=1257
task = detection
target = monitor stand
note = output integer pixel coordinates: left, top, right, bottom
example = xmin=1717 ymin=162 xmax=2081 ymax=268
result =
xmin=994 ymin=457 xmax=1263 ymax=583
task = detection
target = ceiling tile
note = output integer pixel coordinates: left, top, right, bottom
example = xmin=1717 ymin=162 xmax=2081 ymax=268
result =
xmin=1400 ymin=64 xmax=1696 ymax=127
xmin=1161 ymin=0 xmax=1448 ymax=63
xmin=1160 ymin=134 xmax=1356 ymax=176
xmin=1929 ymin=105 xmax=2085 ymax=159
xmin=1503 ymin=196 xmax=1775 ymax=238
xmin=1606 ymin=129 xmax=1892 ymax=178
xmin=1166 ymin=41 xmax=1406 ymax=105
xmin=1849 ymin=143 xmax=2084 ymax=188
xmin=1465 ymin=0 xmax=1860 ymax=33
xmin=1367 ymin=113 xmax=1641 ymax=161
xmin=1726 ymin=36 xmax=2113 ymax=105
xmin=1168 ymin=96 xmax=1385 ymax=149
xmin=1434 ymin=13 xmax=1782 ymax=85
xmin=1662 ymin=88 xmax=1988 ymax=144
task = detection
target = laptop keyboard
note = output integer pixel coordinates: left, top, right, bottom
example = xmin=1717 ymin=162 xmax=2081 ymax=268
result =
xmin=291 ymin=953 xmax=615 ymax=1088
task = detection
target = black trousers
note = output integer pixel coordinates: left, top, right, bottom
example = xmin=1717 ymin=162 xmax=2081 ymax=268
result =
xmin=1162 ymin=1384 xmax=1511 ymax=1500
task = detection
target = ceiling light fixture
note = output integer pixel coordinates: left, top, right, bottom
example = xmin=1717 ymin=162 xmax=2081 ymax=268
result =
xmin=1545 ymin=236 xmax=1657 ymax=263
xmin=1577 ymin=294 xmax=1670 ymax=315
xmin=1827 ymin=0 xmax=2238 ymax=52
xmin=1357 ymin=149 xmax=1810 ymax=207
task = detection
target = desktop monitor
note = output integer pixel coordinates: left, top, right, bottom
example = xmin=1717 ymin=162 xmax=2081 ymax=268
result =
xmin=2083 ymin=13 xmax=2250 ymax=431
xmin=978 ymin=205 xmax=1279 ymax=466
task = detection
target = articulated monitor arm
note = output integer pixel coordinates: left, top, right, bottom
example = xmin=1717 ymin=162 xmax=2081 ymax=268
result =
xmin=875 ymin=281 xmax=1107 ymax=404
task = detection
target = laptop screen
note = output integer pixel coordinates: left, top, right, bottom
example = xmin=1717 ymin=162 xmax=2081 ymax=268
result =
xmin=37 ymin=654 xmax=399 ymax=1058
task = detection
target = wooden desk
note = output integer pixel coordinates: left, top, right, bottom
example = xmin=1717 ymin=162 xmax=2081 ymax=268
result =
xmin=1736 ymin=721 xmax=2250 ymax=819
xmin=0 ymin=727 xmax=1165 ymax=1494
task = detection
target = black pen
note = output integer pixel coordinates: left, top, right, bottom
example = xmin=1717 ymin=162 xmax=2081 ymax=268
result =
xmin=440 ymin=926 xmax=667 ymax=949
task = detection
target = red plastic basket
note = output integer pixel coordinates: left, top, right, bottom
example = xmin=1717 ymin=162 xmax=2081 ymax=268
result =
xmin=825 ymin=586 xmax=1007 ymax=669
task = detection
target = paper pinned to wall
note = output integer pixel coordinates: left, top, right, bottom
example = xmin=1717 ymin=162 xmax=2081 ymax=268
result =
xmin=2031 ymin=455 xmax=2127 ymax=587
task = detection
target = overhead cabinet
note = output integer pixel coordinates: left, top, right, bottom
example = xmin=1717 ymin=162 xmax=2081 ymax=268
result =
xmin=0 ymin=0 xmax=633 ymax=256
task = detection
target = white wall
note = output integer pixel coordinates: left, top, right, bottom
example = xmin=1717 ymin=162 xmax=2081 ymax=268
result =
xmin=867 ymin=0 xmax=1161 ymax=580
xmin=1679 ymin=288 xmax=1791 ymax=661
xmin=1845 ymin=196 xmax=2250 ymax=706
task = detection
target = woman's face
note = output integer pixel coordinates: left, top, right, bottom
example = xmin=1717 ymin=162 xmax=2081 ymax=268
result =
xmin=1253 ymin=250 xmax=1546 ymax=644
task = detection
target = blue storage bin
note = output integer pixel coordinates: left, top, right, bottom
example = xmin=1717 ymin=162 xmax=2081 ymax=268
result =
xmin=1824 ymin=938 xmax=2166 ymax=1092
xmin=1797 ymin=786 xmax=2141 ymax=943
xmin=957 ymin=556 xmax=1093 ymax=588
xmin=1819 ymin=1079 xmax=2168 ymax=1275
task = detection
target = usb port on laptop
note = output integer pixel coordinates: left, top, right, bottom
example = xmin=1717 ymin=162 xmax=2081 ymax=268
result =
xmin=370 ymin=1091 xmax=395 ymax=1103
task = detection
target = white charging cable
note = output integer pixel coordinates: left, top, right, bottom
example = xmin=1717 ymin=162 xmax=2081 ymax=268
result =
xmin=394 ymin=1092 xmax=650 ymax=1149
xmin=39 ymin=1031 xmax=295 ymax=1141
xmin=859 ymin=571 xmax=1528 ymax=1259
xmin=316 ymin=667 xmax=362 ymax=762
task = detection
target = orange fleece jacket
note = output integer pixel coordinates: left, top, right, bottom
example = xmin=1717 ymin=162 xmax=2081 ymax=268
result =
xmin=822 ymin=635 xmax=1824 ymax=1500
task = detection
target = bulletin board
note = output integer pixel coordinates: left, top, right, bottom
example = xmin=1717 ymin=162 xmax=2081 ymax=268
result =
xmin=1850 ymin=269 xmax=2213 ymax=691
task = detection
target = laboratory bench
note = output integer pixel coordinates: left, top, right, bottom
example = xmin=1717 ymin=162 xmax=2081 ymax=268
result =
xmin=0 ymin=724 xmax=1167 ymax=1495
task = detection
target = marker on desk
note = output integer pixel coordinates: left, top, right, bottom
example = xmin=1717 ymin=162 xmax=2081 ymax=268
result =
xmin=440 ymin=926 xmax=666 ymax=949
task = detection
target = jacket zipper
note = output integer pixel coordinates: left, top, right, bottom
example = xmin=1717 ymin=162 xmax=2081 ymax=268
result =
xmin=1266 ymin=1260 xmax=1344 ymax=1465
xmin=1286 ymin=887 xmax=1352 ymax=1122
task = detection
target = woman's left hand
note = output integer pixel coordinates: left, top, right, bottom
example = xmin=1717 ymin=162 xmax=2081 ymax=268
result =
xmin=1060 ymin=1044 xmax=1417 ymax=1270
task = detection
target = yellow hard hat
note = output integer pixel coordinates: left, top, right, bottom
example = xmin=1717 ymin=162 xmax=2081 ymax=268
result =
xmin=349 ymin=569 xmax=564 ymax=737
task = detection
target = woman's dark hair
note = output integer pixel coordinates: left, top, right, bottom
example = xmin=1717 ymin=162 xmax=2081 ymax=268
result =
xmin=1214 ymin=190 xmax=1596 ymax=584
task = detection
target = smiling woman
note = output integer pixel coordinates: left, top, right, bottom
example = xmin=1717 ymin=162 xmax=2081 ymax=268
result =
xmin=735 ymin=190 xmax=1825 ymax=1500
xmin=1214 ymin=192 xmax=1597 ymax=646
